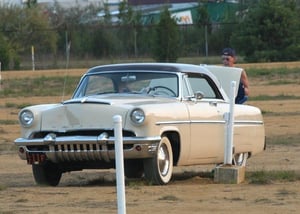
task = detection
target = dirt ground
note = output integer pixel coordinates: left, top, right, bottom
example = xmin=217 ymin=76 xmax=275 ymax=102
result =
xmin=0 ymin=66 xmax=300 ymax=214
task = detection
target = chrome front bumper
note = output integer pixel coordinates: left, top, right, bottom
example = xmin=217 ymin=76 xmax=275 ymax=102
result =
xmin=14 ymin=132 xmax=160 ymax=163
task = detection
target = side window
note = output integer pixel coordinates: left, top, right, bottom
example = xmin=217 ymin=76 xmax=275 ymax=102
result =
xmin=188 ymin=75 xmax=217 ymax=98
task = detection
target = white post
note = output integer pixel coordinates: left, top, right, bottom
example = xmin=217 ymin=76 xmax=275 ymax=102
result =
xmin=224 ymin=81 xmax=236 ymax=165
xmin=0 ymin=61 xmax=1 ymax=90
xmin=31 ymin=46 xmax=35 ymax=71
xmin=113 ymin=115 xmax=126 ymax=214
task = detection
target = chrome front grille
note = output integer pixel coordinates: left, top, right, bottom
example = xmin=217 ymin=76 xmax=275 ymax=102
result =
xmin=16 ymin=132 xmax=161 ymax=163
xmin=46 ymin=142 xmax=124 ymax=162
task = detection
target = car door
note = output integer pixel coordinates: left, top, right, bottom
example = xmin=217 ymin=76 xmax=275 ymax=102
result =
xmin=184 ymin=74 xmax=226 ymax=165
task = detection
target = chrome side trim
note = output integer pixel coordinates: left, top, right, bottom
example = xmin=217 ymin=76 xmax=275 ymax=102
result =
xmin=235 ymin=120 xmax=264 ymax=125
xmin=191 ymin=120 xmax=226 ymax=124
xmin=156 ymin=120 xmax=190 ymax=125
xmin=156 ymin=120 xmax=263 ymax=125
xmin=156 ymin=120 xmax=226 ymax=125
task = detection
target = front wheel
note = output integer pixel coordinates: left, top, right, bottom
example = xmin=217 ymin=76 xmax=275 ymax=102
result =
xmin=143 ymin=136 xmax=173 ymax=185
xmin=32 ymin=161 xmax=62 ymax=186
xmin=124 ymin=159 xmax=144 ymax=179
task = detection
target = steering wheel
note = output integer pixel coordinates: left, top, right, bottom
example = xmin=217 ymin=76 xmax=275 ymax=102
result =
xmin=149 ymin=86 xmax=176 ymax=96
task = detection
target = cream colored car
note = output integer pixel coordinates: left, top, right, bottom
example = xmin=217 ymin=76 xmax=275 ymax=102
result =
xmin=14 ymin=63 xmax=265 ymax=186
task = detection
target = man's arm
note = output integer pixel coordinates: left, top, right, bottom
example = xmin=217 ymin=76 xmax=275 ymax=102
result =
xmin=241 ymin=69 xmax=249 ymax=96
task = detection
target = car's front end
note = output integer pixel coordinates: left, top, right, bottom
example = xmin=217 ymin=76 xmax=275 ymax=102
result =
xmin=15 ymin=95 xmax=181 ymax=165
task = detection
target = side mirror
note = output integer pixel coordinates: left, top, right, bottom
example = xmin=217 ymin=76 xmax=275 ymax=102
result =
xmin=194 ymin=91 xmax=204 ymax=100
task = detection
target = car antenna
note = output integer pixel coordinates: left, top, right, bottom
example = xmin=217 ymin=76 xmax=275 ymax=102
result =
xmin=61 ymin=31 xmax=71 ymax=102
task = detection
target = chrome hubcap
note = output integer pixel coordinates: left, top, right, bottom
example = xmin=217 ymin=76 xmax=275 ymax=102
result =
xmin=158 ymin=144 xmax=170 ymax=176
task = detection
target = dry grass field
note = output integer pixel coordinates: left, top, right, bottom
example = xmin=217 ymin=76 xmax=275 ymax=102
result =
xmin=0 ymin=62 xmax=300 ymax=213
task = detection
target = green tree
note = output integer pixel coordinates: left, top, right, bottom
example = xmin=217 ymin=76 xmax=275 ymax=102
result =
xmin=0 ymin=33 xmax=10 ymax=70
xmin=196 ymin=3 xmax=210 ymax=56
xmin=0 ymin=4 xmax=57 ymax=69
xmin=26 ymin=0 xmax=37 ymax=8
xmin=91 ymin=27 xmax=118 ymax=57
xmin=47 ymin=2 xmax=104 ymax=58
xmin=117 ymin=2 xmax=142 ymax=57
xmin=152 ymin=8 xmax=180 ymax=62
xmin=231 ymin=0 xmax=300 ymax=62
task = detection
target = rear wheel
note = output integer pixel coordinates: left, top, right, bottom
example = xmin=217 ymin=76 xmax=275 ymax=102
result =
xmin=32 ymin=161 xmax=62 ymax=186
xmin=143 ymin=136 xmax=173 ymax=185
xmin=233 ymin=153 xmax=248 ymax=166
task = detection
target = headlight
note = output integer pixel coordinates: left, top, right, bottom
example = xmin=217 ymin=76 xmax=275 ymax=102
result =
xmin=19 ymin=110 xmax=34 ymax=127
xmin=130 ymin=108 xmax=145 ymax=125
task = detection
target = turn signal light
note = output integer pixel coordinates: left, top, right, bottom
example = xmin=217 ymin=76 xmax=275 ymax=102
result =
xmin=135 ymin=145 xmax=142 ymax=151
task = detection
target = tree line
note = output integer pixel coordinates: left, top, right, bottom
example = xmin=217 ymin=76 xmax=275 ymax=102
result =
xmin=0 ymin=0 xmax=300 ymax=70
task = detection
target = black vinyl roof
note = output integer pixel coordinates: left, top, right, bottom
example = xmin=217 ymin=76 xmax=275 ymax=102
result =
xmin=86 ymin=63 xmax=206 ymax=75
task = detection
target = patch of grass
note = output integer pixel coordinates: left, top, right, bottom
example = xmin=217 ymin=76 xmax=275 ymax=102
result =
xmin=260 ymin=109 xmax=273 ymax=115
xmin=126 ymin=179 xmax=149 ymax=188
xmin=267 ymin=80 xmax=298 ymax=85
xmin=0 ymin=120 xmax=18 ymax=125
xmin=250 ymin=94 xmax=300 ymax=101
xmin=15 ymin=198 xmax=29 ymax=203
xmin=248 ymin=67 xmax=300 ymax=78
xmin=224 ymin=197 xmax=244 ymax=201
xmin=246 ymin=170 xmax=300 ymax=184
xmin=0 ymin=184 xmax=7 ymax=191
xmin=267 ymin=135 xmax=300 ymax=146
xmin=158 ymin=195 xmax=180 ymax=201
xmin=4 ymin=103 xmax=16 ymax=108
xmin=0 ymin=211 xmax=14 ymax=214
xmin=0 ymin=144 xmax=17 ymax=152
xmin=5 ymin=102 xmax=32 ymax=109
xmin=262 ymin=111 xmax=300 ymax=117
xmin=17 ymin=103 xmax=32 ymax=109
xmin=254 ymin=198 xmax=273 ymax=204
xmin=0 ymin=76 xmax=80 ymax=98
xmin=276 ymin=188 xmax=297 ymax=197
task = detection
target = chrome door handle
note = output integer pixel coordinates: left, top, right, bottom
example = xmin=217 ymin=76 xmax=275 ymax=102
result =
xmin=209 ymin=101 xmax=217 ymax=107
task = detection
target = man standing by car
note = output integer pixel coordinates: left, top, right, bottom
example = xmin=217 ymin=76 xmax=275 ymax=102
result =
xmin=222 ymin=48 xmax=249 ymax=104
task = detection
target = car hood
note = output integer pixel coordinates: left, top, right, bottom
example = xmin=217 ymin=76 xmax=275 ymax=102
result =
xmin=40 ymin=94 xmax=177 ymax=131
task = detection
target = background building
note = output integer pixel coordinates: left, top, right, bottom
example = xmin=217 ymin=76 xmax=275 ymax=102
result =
xmin=0 ymin=0 xmax=124 ymax=7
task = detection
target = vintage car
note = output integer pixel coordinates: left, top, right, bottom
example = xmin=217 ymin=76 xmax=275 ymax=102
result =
xmin=14 ymin=63 xmax=265 ymax=186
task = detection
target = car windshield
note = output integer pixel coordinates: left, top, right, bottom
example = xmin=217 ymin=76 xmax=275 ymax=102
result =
xmin=73 ymin=71 xmax=179 ymax=98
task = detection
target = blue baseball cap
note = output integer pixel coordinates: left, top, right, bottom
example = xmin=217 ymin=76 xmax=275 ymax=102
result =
xmin=222 ymin=48 xmax=236 ymax=57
